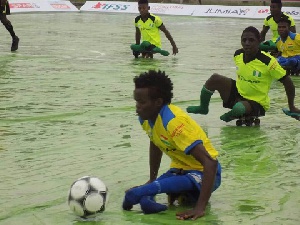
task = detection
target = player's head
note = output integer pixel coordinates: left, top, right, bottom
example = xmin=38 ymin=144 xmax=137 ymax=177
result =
xmin=133 ymin=70 xmax=173 ymax=120
xmin=138 ymin=0 xmax=150 ymax=17
xmin=241 ymin=26 xmax=260 ymax=55
xmin=278 ymin=16 xmax=291 ymax=38
xmin=270 ymin=0 xmax=282 ymax=15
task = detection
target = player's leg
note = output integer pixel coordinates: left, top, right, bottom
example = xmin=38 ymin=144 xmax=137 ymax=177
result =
xmin=220 ymin=99 xmax=265 ymax=122
xmin=0 ymin=3 xmax=19 ymax=51
xmin=122 ymin=175 xmax=196 ymax=213
xmin=187 ymin=74 xmax=233 ymax=114
xmin=152 ymin=46 xmax=169 ymax=56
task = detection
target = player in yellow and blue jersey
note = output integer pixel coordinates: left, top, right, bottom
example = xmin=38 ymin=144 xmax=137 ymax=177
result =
xmin=259 ymin=0 xmax=295 ymax=52
xmin=0 ymin=0 xmax=19 ymax=51
xmin=131 ymin=0 xmax=178 ymax=58
xmin=187 ymin=26 xmax=300 ymax=122
xmin=276 ymin=17 xmax=300 ymax=75
xmin=122 ymin=70 xmax=221 ymax=220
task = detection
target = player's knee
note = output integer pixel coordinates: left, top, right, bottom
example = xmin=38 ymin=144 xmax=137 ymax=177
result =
xmin=207 ymin=73 xmax=223 ymax=84
xmin=1 ymin=19 xmax=11 ymax=26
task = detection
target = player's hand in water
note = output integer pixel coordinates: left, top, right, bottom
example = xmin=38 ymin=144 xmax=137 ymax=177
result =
xmin=176 ymin=208 xmax=205 ymax=220
xmin=172 ymin=46 xmax=178 ymax=55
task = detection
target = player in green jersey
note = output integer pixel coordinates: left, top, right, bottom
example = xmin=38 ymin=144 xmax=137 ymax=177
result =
xmin=131 ymin=0 xmax=178 ymax=58
xmin=187 ymin=26 xmax=300 ymax=122
xmin=259 ymin=0 xmax=295 ymax=52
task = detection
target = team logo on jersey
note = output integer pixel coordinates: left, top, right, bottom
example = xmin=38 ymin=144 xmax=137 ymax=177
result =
xmin=160 ymin=134 xmax=170 ymax=146
xmin=149 ymin=23 xmax=154 ymax=28
xmin=171 ymin=123 xmax=184 ymax=137
xmin=252 ymin=70 xmax=261 ymax=77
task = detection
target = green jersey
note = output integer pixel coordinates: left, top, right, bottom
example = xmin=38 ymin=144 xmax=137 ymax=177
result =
xmin=234 ymin=49 xmax=286 ymax=111
xmin=135 ymin=13 xmax=163 ymax=48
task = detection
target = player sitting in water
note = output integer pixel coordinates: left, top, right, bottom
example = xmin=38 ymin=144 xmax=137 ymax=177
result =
xmin=187 ymin=26 xmax=300 ymax=122
xmin=123 ymin=70 xmax=221 ymax=220
xmin=259 ymin=0 xmax=295 ymax=52
xmin=276 ymin=17 xmax=300 ymax=76
xmin=130 ymin=0 xmax=178 ymax=58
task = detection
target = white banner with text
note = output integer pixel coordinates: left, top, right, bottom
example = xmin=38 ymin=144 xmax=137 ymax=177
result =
xmin=9 ymin=0 xmax=78 ymax=13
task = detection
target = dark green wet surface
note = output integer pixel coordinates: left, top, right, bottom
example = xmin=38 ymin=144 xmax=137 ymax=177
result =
xmin=0 ymin=13 xmax=299 ymax=225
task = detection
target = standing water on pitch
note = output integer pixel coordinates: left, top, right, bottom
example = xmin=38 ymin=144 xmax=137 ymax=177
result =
xmin=0 ymin=13 xmax=299 ymax=225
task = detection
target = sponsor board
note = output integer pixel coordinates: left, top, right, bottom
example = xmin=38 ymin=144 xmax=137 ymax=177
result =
xmin=80 ymin=1 xmax=137 ymax=13
xmin=9 ymin=0 xmax=78 ymax=13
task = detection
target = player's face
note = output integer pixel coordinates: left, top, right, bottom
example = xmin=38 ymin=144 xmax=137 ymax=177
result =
xmin=134 ymin=88 xmax=162 ymax=121
xmin=241 ymin=32 xmax=260 ymax=55
xmin=270 ymin=3 xmax=281 ymax=15
xmin=278 ymin=22 xmax=290 ymax=38
xmin=138 ymin=4 xmax=150 ymax=17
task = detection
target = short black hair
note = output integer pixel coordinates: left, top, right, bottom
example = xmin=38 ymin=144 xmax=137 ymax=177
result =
xmin=242 ymin=26 xmax=260 ymax=41
xmin=271 ymin=0 xmax=282 ymax=7
xmin=134 ymin=70 xmax=173 ymax=104
xmin=278 ymin=16 xmax=291 ymax=26
xmin=138 ymin=0 xmax=148 ymax=5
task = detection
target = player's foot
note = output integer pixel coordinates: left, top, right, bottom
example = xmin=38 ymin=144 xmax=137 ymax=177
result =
xmin=140 ymin=196 xmax=167 ymax=214
xmin=160 ymin=50 xmax=169 ymax=56
xmin=186 ymin=105 xmax=208 ymax=114
xmin=11 ymin=36 xmax=19 ymax=52
xmin=220 ymin=112 xmax=234 ymax=122
xmin=122 ymin=197 xmax=133 ymax=210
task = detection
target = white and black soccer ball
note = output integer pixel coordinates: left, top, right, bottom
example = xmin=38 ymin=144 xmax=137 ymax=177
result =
xmin=68 ymin=176 xmax=108 ymax=218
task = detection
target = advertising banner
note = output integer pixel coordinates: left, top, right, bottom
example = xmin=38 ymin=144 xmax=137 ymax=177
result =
xmin=192 ymin=5 xmax=300 ymax=20
xmin=80 ymin=1 xmax=137 ymax=13
xmin=9 ymin=0 xmax=78 ymax=13
xmin=80 ymin=1 xmax=194 ymax=15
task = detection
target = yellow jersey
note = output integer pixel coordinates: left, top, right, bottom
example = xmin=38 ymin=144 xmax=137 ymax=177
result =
xmin=276 ymin=32 xmax=300 ymax=57
xmin=140 ymin=104 xmax=218 ymax=172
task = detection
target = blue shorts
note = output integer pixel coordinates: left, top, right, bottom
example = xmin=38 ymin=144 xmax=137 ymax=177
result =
xmin=157 ymin=161 xmax=222 ymax=201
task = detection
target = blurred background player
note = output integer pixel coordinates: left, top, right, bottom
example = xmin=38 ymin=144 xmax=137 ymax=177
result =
xmin=130 ymin=0 xmax=178 ymax=58
xmin=259 ymin=0 xmax=295 ymax=52
xmin=0 ymin=0 xmax=19 ymax=51
xmin=276 ymin=17 xmax=300 ymax=75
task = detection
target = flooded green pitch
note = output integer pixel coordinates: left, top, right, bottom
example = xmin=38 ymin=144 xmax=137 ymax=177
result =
xmin=0 ymin=13 xmax=299 ymax=225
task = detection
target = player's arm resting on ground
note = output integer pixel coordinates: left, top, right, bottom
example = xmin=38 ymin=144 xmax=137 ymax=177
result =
xmin=148 ymin=141 xmax=163 ymax=183
xmin=279 ymin=76 xmax=300 ymax=113
xmin=260 ymin=25 xmax=270 ymax=42
xmin=159 ymin=24 xmax=178 ymax=55
xmin=176 ymin=144 xmax=218 ymax=220
xmin=135 ymin=27 xmax=141 ymax=45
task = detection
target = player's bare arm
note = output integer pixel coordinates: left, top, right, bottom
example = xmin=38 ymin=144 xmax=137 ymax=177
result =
xmin=176 ymin=144 xmax=218 ymax=220
xmin=159 ymin=24 xmax=178 ymax=55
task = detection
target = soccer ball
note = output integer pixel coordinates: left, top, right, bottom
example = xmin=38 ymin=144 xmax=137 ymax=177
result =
xmin=68 ymin=176 xmax=108 ymax=218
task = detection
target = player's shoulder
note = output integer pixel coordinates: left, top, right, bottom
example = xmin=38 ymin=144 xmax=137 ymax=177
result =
xmin=134 ymin=15 xmax=142 ymax=23
xmin=256 ymin=51 xmax=272 ymax=66
xmin=282 ymin=12 xmax=294 ymax=21
xmin=234 ymin=48 xmax=244 ymax=57
xmin=149 ymin=13 xmax=161 ymax=22
xmin=265 ymin=14 xmax=273 ymax=21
